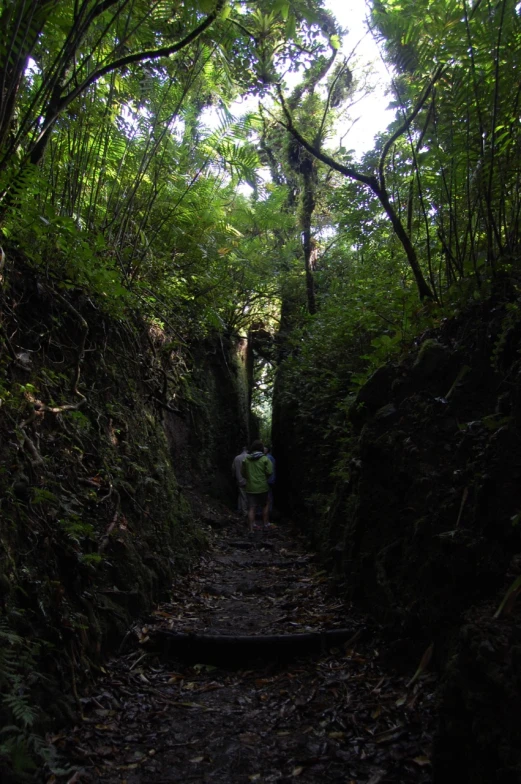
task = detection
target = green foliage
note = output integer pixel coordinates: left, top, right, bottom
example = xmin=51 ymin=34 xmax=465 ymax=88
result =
xmin=0 ymin=0 xmax=519 ymax=349
xmin=0 ymin=0 xmax=344 ymax=350
xmin=57 ymin=515 xmax=96 ymax=546
xmin=371 ymin=0 xmax=521 ymax=286
xmin=0 ymin=621 xmax=54 ymax=777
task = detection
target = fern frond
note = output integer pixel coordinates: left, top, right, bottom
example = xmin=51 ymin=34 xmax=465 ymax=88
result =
xmin=3 ymin=691 xmax=37 ymax=728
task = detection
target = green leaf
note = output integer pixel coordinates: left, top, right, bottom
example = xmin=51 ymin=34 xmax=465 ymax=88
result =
xmin=285 ymin=12 xmax=296 ymax=39
xmin=272 ymin=0 xmax=290 ymax=20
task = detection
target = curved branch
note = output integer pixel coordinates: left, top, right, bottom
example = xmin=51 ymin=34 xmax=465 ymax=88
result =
xmin=378 ymin=64 xmax=445 ymax=188
xmin=288 ymin=49 xmax=338 ymax=114
xmin=276 ymin=87 xmax=435 ymax=300
xmin=276 ymin=90 xmax=377 ymax=189
xmin=65 ymin=1 xmax=226 ymax=105
xmin=29 ymin=1 xmax=226 ymax=163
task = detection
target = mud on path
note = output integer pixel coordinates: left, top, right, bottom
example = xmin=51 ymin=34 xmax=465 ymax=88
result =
xmin=49 ymin=518 xmax=437 ymax=784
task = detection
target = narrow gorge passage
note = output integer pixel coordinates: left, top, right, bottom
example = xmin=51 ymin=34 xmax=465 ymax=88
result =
xmin=51 ymin=515 xmax=437 ymax=784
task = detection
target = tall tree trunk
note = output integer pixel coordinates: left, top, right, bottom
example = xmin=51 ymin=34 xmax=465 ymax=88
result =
xmin=301 ymin=168 xmax=317 ymax=315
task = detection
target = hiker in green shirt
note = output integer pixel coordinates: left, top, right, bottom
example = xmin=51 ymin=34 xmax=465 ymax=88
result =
xmin=241 ymin=439 xmax=273 ymax=533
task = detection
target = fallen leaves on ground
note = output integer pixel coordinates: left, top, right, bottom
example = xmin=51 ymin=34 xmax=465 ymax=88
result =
xmin=48 ymin=517 xmax=437 ymax=783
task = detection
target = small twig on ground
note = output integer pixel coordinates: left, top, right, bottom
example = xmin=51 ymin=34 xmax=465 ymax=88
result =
xmin=129 ymin=653 xmax=149 ymax=671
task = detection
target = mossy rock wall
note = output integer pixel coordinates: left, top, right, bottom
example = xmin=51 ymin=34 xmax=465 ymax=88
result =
xmin=164 ymin=333 xmax=253 ymax=504
xmin=327 ymin=313 xmax=521 ymax=638
xmin=0 ymin=263 xmax=231 ymax=750
xmin=275 ymin=294 xmax=521 ymax=635
xmin=271 ymin=356 xmax=334 ymax=521
xmin=273 ymin=289 xmax=521 ymax=782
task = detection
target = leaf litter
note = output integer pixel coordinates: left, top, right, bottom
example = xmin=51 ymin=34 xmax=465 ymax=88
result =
xmin=47 ymin=516 xmax=436 ymax=783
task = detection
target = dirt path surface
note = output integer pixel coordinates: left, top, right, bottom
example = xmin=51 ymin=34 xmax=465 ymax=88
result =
xmin=49 ymin=518 xmax=437 ymax=783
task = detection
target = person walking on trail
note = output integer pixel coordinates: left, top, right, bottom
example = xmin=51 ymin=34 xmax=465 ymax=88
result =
xmin=241 ymin=440 xmax=273 ymax=533
xmin=264 ymin=445 xmax=276 ymax=514
xmin=232 ymin=446 xmax=248 ymax=517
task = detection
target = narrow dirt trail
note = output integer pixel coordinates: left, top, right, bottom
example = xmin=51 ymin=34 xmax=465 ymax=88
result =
xmin=51 ymin=517 xmax=437 ymax=784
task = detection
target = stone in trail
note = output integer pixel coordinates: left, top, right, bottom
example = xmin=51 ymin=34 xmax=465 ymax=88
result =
xmin=50 ymin=518 xmax=437 ymax=783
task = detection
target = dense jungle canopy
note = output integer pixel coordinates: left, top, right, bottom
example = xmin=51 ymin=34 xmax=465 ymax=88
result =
xmin=3 ymin=0 xmax=521 ymax=349
xmin=2 ymin=0 xmax=521 ymax=781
